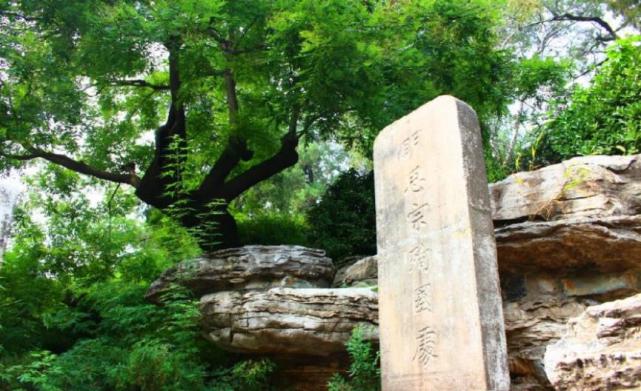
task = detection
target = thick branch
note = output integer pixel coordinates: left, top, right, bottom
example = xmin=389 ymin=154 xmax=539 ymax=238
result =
xmin=552 ymin=13 xmax=618 ymax=40
xmin=135 ymin=39 xmax=187 ymax=208
xmin=0 ymin=150 xmax=38 ymax=161
xmin=224 ymin=70 xmax=240 ymax=127
xmin=221 ymin=131 xmax=299 ymax=201
xmin=192 ymin=136 xmax=253 ymax=201
xmin=2 ymin=147 xmax=139 ymax=186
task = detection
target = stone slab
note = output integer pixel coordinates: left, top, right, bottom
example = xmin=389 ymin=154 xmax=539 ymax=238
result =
xmin=373 ymin=96 xmax=509 ymax=390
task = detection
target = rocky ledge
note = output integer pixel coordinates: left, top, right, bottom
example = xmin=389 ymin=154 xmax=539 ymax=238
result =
xmin=490 ymin=154 xmax=641 ymax=222
xmin=490 ymin=155 xmax=641 ymax=274
xmin=201 ymin=287 xmax=378 ymax=356
xmin=146 ymin=245 xmax=334 ymax=302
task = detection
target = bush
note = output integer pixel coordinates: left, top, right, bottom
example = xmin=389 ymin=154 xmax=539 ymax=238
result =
xmin=210 ymin=359 xmax=277 ymax=391
xmin=327 ymin=327 xmax=380 ymax=391
xmin=532 ymin=37 xmax=641 ymax=165
xmin=237 ymin=213 xmax=311 ymax=247
xmin=306 ymin=170 xmax=376 ymax=261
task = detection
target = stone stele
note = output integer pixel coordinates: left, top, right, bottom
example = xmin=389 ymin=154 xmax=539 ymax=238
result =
xmin=373 ymin=95 xmax=510 ymax=390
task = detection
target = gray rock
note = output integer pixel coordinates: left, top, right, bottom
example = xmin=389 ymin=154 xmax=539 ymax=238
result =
xmin=490 ymin=154 xmax=641 ymax=222
xmin=495 ymin=216 xmax=641 ymax=273
xmin=544 ymin=293 xmax=641 ymax=391
xmin=200 ymin=287 xmax=378 ymax=356
xmin=332 ymin=255 xmax=378 ymax=287
xmin=504 ymin=298 xmax=588 ymax=390
xmin=146 ymin=245 xmax=334 ymax=302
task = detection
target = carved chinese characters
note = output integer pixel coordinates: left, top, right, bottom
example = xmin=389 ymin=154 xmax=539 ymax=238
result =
xmin=374 ymin=96 xmax=510 ymax=390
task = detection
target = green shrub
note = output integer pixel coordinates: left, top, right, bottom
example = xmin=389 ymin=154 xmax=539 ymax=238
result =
xmin=327 ymin=327 xmax=380 ymax=391
xmin=210 ymin=359 xmax=277 ymax=391
xmin=532 ymin=37 xmax=641 ymax=165
xmin=306 ymin=170 xmax=376 ymax=260
xmin=237 ymin=213 xmax=311 ymax=247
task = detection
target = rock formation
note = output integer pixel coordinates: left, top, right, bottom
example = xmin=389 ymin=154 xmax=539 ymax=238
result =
xmin=201 ymin=287 xmax=378 ymax=355
xmin=544 ymin=293 xmax=641 ymax=391
xmin=146 ymin=245 xmax=334 ymax=302
xmin=147 ymin=245 xmax=375 ymax=390
xmin=332 ymin=255 xmax=378 ymax=287
xmin=149 ymin=154 xmax=641 ymax=390
xmin=490 ymin=155 xmax=641 ymax=390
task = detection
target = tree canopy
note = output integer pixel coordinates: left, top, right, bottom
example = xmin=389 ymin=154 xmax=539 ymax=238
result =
xmin=1 ymin=0 xmax=512 ymax=249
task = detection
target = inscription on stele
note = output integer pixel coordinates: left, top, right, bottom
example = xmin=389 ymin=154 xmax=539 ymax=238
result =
xmin=374 ymin=96 xmax=510 ymax=390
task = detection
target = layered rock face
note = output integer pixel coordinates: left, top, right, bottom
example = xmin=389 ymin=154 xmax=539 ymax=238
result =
xmin=149 ymin=154 xmax=641 ymax=390
xmin=146 ymin=245 xmax=335 ymax=302
xmin=147 ymin=245 xmax=376 ymax=390
xmin=491 ymin=155 xmax=641 ymax=390
xmin=544 ymin=293 xmax=641 ymax=391
xmin=201 ymin=288 xmax=378 ymax=355
xmin=332 ymin=255 xmax=377 ymax=287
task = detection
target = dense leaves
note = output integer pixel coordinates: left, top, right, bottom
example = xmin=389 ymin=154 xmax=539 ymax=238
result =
xmin=533 ymin=37 xmax=641 ymax=165
xmin=0 ymin=180 xmax=274 ymax=390
xmin=307 ymin=170 xmax=376 ymax=261
xmin=327 ymin=327 xmax=380 ymax=391
xmin=0 ymin=0 xmax=517 ymax=247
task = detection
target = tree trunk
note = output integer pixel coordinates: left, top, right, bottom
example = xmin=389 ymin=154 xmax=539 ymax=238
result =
xmin=177 ymin=200 xmax=240 ymax=251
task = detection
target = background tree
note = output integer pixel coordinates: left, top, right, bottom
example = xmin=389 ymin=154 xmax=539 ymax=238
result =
xmin=0 ymin=0 xmax=513 ymax=250
xmin=532 ymin=37 xmax=641 ymax=165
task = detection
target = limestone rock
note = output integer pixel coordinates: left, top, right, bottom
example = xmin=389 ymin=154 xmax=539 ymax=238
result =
xmin=146 ymin=246 xmax=334 ymax=302
xmin=332 ymin=255 xmax=378 ymax=287
xmin=495 ymin=216 xmax=641 ymax=273
xmin=544 ymin=293 xmax=641 ymax=390
xmin=200 ymin=287 xmax=378 ymax=356
xmin=490 ymin=154 xmax=641 ymax=222
xmin=504 ymin=298 xmax=588 ymax=390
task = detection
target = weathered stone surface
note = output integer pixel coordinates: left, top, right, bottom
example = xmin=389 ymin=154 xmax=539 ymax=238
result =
xmin=145 ymin=245 xmax=334 ymax=302
xmin=491 ymin=154 xmax=641 ymax=275
xmin=504 ymin=298 xmax=588 ymax=390
xmin=200 ymin=287 xmax=378 ymax=356
xmin=490 ymin=154 xmax=641 ymax=222
xmin=373 ymin=96 xmax=509 ymax=390
xmin=544 ymin=293 xmax=641 ymax=391
xmin=496 ymin=216 xmax=641 ymax=274
xmin=332 ymin=255 xmax=378 ymax=287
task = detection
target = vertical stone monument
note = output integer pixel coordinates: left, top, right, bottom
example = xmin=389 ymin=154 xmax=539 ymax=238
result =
xmin=373 ymin=96 xmax=509 ymax=390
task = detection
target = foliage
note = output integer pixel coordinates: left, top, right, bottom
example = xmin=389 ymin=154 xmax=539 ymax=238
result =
xmin=0 ymin=0 xmax=517 ymax=248
xmin=237 ymin=213 xmax=311 ymax=247
xmin=532 ymin=37 xmax=641 ymax=166
xmin=210 ymin=359 xmax=277 ymax=391
xmin=306 ymin=170 xmax=376 ymax=261
xmin=233 ymin=142 xmax=361 ymax=217
xmin=327 ymin=327 xmax=380 ymax=391
xmin=605 ymin=0 xmax=641 ymax=29
xmin=486 ymin=55 xmax=572 ymax=179
xmin=0 ymin=282 xmax=212 ymax=391
xmin=0 ymin=178 xmax=274 ymax=391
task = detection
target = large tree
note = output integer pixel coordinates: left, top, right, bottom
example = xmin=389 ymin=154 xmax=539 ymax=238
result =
xmin=0 ymin=0 xmax=511 ymax=250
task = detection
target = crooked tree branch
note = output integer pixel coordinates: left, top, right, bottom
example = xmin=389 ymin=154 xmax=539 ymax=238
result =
xmin=193 ymin=136 xmax=253 ymax=201
xmin=551 ymin=13 xmax=618 ymax=40
xmin=1 ymin=147 xmax=140 ymax=187
xmin=221 ymin=131 xmax=300 ymax=201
